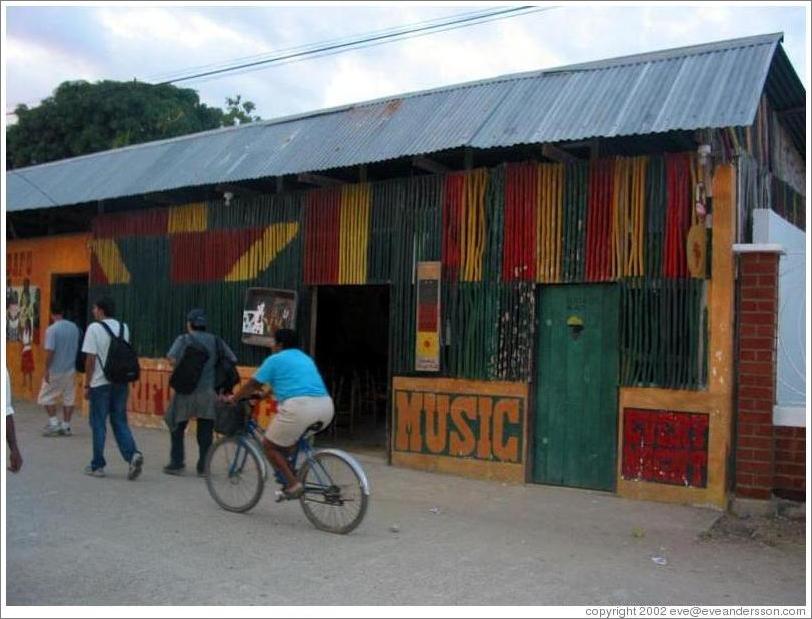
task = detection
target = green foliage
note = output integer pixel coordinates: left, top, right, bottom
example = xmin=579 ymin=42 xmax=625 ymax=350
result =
xmin=6 ymin=80 xmax=261 ymax=169
xmin=222 ymin=95 xmax=261 ymax=127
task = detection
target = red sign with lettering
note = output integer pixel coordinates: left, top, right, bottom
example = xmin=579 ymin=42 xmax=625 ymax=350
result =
xmin=622 ymin=408 xmax=709 ymax=488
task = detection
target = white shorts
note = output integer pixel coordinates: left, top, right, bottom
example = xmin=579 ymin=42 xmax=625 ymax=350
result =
xmin=37 ymin=371 xmax=77 ymax=407
xmin=266 ymin=396 xmax=334 ymax=447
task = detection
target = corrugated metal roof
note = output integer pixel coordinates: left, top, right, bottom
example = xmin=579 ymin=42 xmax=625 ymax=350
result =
xmin=7 ymin=32 xmax=804 ymax=211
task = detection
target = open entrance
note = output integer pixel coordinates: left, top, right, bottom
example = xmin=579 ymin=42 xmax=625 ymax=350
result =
xmin=51 ymin=274 xmax=89 ymax=332
xmin=313 ymin=285 xmax=390 ymax=452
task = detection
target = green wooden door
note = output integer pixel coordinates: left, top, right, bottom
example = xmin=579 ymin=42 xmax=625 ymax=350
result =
xmin=533 ymin=284 xmax=619 ymax=491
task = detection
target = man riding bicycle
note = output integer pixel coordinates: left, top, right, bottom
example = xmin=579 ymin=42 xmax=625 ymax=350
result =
xmin=228 ymin=328 xmax=334 ymax=499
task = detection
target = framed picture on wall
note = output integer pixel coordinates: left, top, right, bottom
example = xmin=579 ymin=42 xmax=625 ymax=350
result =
xmin=241 ymin=287 xmax=298 ymax=347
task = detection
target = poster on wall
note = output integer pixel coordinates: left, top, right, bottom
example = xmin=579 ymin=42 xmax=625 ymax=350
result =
xmin=415 ymin=262 xmax=441 ymax=372
xmin=6 ymin=279 xmax=40 ymax=344
xmin=241 ymin=288 xmax=298 ymax=347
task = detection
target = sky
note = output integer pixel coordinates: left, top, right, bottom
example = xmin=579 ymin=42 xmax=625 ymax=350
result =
xmin=2 ymin=2 xmax=810 ymax=124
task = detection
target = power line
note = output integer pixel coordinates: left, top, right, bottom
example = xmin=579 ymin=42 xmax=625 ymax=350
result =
xmin=6 ymin=6 xmax=557 ymax=115
xmin=156 ymin=6 xmax=550 ymax=86
xmin=180 ymin=5 xmax=558 ymax=88
xmin=144 ymin=6 xmax=518 ymax=83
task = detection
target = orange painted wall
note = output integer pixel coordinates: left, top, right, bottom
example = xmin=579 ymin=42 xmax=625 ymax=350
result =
xmin=127 ymin=359 xmax=275 ymax=429
xmin=616 ymin=164 xmax=737 ymax=509
xmin=6 ymin=234 xmax=91 ymax=399
xmin=5 ymin=235 xmax=274 ymax=429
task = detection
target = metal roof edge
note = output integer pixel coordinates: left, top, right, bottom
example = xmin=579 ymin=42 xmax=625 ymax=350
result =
xmin=8 ymin=32 xmax=788 ymax=176
xmin=542 ymin=32 xmax=784 ymax=73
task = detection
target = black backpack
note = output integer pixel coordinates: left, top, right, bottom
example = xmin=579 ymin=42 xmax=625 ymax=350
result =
xmin=169 ymin=335 xmax=210 ymax=395
xmin=97 ymin=321 xmax=141 ymax=384
xmin=75 ymin=327 xmax=86 ymax=373
xmin=214 ymin=337 xmax=240 ymax=394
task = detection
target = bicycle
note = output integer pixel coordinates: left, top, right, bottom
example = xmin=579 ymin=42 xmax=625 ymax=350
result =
xmin=204 ymin=399 xmax=370 ymax=534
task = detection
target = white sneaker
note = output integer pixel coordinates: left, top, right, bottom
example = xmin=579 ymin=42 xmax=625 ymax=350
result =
xmin=61 ymin=425 xmax=72 ymax=436
xmin=84 ymin=465 xmax=106 ymax=478
xmin=42 ymin=424 xmax=64 ymax=437
xmin=128 ymin=452 xmax=144 ymax=481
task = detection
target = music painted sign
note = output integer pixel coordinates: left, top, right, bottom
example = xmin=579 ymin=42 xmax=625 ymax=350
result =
xmin=392 ymin=377 xmax=526 ymax=464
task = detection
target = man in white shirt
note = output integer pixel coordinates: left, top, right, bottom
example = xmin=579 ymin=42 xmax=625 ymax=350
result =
xmin=6 ymin=368 xmax=23 ymax=473
xmin=81 ymin=296 xmax=143 ymax=479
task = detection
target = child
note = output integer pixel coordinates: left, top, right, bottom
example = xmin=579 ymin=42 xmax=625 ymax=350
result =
xmin=21 ymin=318 xmax=35 ymax=393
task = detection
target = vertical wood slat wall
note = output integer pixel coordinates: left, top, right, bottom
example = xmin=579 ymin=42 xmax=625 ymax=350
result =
xmin=90 ymin=152 xmax=735 ymax=388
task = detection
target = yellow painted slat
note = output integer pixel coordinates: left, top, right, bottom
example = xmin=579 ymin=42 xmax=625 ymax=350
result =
xmin=338 ymin=184 xmax=371 ymax=284
xmin=612 ymin=157 xmax=625 ymax=278
xmin=223 ymin=223 xmax=299 ymax=281
xmin=535 ymin=163 xmax=563 ymax=283
xmin=553 ymin=164 xmax=563 ymax=282
xmin=91 ymin=239 xmax=131 ymax=284
xmin=167 ymin=202 xmax=208 ymax=233
xmin=460 ymin=169 xmax=487 ymax=282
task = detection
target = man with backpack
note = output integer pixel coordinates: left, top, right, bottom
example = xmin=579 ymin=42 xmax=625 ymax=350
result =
xmin=81 ymin=296 xmax=144 ymax=480
xmin=164 ymin=308 xmax=237 ymax=477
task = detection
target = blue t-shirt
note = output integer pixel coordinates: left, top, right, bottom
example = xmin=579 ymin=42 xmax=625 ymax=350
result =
xmin=44 ymin=319 xmax=80 ymax=374
xmin=253 ymin=349 xmax=328 ymax=402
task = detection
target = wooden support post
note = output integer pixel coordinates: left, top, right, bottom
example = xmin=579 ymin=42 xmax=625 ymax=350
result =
xmin=542 ymin=144 xmax=579 ymax=164
xmin=276 ymin=176 xmax=284 ymax=194
xmin=464 ymin=147 xmax=474 ymax=170
xmin=297 ymin=173 xmax=345 ymax=187
xmin=359 ymin=165 xmax=368 ymax=183
xmin=217 ymin=183 xmax=263 ymax=198
xmin=412 ymin=156 xmax=450 ymax=175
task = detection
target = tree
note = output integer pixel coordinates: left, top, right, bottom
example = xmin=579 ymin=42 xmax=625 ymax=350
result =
xmin=222 ymin=95 xmax=262 ymax=127
xmin=6 ymin=80 xmax=261 ymax=169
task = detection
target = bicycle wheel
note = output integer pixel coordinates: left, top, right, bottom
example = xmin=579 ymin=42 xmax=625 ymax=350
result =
xmin=298 ymin=451 xmax=368 ymax=534
xmin=205 ymin=436 xmax=265 ymax=513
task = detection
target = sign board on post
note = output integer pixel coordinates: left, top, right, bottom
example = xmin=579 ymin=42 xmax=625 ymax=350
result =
xmin=415 ymin=261 xmax=441 ymax=372
xmin=241 ymin=288 xmax=297 ymax=347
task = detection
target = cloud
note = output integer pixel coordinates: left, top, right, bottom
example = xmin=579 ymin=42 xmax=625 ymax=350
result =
xmin=5 ymin=34 xmax=104 ymax=109
xmin=3 ymin=4 xmax=807 ymax=122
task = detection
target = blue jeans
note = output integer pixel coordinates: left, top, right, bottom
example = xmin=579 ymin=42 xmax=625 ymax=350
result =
xmin=88 ymin=383 xmax=139 ymax=471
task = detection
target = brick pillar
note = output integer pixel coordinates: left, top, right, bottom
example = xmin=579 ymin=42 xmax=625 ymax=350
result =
xmin=734 ymin=249 xmax=780 ymax=500
xmin=773 ymin=426 xmax=806 ymax=501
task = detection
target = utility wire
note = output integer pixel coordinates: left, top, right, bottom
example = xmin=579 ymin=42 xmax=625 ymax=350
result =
xmin=181 ymin=6 xmax=556 ymax=88
xmin=7 ymin=6 xmax=556 ymax=114
xmin=156 ymin=6 xmax=549 ymax=85
xmin=144 ymin=6 xmax=518 ymax=83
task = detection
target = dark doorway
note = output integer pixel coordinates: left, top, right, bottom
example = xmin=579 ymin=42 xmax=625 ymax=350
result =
xmin=314 ymin=285 xmax=389 ymax=451
xmin=51 ymin=274 xmax=89 ymax=332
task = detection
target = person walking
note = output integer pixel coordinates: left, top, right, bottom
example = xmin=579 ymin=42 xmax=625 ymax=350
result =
xmin=38 ymin=302 xmax=81 ymax=437
xmin=81 ymin=296 xmax=144 ymax=479
xmin=6 ymin=367 xmax=24 ymax=473
xmin=164 ymin=308 xmax=237 ymax=477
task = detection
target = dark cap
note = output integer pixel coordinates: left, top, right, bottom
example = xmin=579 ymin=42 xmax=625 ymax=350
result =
xmin=186 ymin=308 xmax=207 ymax=327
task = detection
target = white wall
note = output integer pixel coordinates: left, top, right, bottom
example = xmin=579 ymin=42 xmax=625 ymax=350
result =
xmin=752 ymin=209 xmax=806 ymax=427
